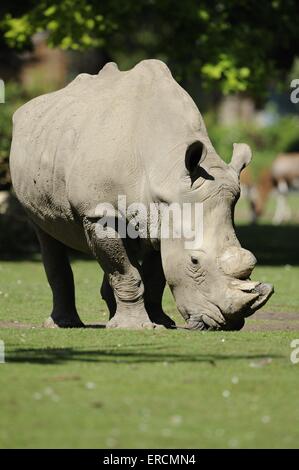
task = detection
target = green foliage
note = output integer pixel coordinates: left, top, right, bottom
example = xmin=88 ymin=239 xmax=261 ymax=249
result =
xmin=201 ymin=54 xmax=251 ymax=94
xmin=0 ymin=83 xmax=38 ymax=188
xmin=1 ymin=1 xmax=115 ymax=50
xmin=1 ymin=1 xmax=299 ymax=94
xmin=0 ymin=84 xmax=24 ymax=166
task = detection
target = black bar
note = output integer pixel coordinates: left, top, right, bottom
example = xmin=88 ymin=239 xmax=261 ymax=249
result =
xmin=0 ymin=449 xmax=298 ymax=466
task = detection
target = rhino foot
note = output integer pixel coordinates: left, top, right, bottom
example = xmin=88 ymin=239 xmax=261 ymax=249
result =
xmin=185 ymin=312 xmax=224 ymax=331
xmin=106 ymin=311 xmax=164 ymax=330
xmin=43 ymin=316 xmax=85 ymax=328
xmin=185 ymin=315 xmax=245 ymax=331
xmin=186 ymin=318 xmax=221 ymax=331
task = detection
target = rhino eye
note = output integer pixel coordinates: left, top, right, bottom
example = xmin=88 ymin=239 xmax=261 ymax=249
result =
xmin=191 ymin=256 xmax=199 ymax=265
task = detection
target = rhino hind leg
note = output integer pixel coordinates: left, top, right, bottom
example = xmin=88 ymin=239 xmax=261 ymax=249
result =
xmin=84 ymin=218 xmax=160 ymax=329
xmin=35 ymin=225 xmax=84 ymax=328
xmin=142 ymin=252 xmax=176 ymax=329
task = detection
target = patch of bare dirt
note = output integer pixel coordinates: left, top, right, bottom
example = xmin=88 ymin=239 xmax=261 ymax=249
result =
xmin=0 ymin=313 xmax=298 ymax=331
xmin=244 ymin=311 xmax=299 ymax=331
xmin=0 ymin=321 xmax=106 ymax=329
xmin=0 ymin=321 xmax=38 ymax=329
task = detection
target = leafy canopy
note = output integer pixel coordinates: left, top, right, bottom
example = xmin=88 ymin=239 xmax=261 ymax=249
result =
xmin=0 ymin=0 xmax=298 ymax=94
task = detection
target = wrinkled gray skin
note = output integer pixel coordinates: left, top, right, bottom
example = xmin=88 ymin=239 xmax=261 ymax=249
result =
xmin=10 ymin=60 xmax=273 ymax=330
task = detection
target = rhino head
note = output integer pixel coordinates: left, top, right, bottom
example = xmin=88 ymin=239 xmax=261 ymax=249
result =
xmin=159 ymin=140 xmax=273 ymax=331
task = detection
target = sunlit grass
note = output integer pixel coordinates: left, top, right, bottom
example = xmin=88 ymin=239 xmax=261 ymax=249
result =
xmin=0 ymin=258 xmax=298 ymax=448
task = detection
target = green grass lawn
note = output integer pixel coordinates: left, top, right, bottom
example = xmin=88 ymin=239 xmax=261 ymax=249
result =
xmin=0 ymin=251 xmax=299 ymax=449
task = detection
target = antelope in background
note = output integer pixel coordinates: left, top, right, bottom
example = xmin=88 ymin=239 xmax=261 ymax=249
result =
xmin=251 ymin=153 xmax=299 ymax=224
xmin=240 ymin=166 xmax=258 ymax=223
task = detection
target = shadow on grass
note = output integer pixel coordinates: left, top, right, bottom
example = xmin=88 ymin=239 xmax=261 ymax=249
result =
xmin=6 ymin=347 xmax=283 ymax=365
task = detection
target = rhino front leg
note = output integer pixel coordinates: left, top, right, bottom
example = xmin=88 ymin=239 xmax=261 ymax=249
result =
xmin=35 ymin=225 xmax=84 ymax=328
xmin=100 ymin=273 xmax=116 ymax=320
xmin=84 ymin=218 xmax=158 ymax=329
xmin=142 ymin=251 xmax=176 ymax=329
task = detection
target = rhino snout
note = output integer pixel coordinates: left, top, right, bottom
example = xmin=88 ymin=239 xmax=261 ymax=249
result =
xmin=219 ymin=246 xmax=257 ymax=279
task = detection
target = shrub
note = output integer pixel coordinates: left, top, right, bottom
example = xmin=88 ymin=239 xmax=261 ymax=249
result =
xmin=0 ymin=82 xmax=35 ymax=188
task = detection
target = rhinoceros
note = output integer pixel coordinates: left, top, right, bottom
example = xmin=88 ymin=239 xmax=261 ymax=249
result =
xmin=10 ymin=59 xmax=273 ymax=330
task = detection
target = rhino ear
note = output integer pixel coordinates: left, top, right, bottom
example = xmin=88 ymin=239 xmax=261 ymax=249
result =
xmin=230 ymin=143 xmax=252 ymax=175
xmin=185 ymin=141 xmax=206 ymax=174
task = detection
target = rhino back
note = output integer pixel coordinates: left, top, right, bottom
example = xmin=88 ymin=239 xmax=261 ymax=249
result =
xmin=10 ymin=60 xmax=209 ymax=237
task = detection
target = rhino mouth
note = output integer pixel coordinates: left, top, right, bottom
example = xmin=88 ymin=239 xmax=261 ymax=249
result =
xmin=184 ymin=280 xmax=274 ymax=331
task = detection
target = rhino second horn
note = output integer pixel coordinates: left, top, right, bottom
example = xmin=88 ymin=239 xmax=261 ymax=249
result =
xmin=219 ymin=247 xmax=257 ymax=279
